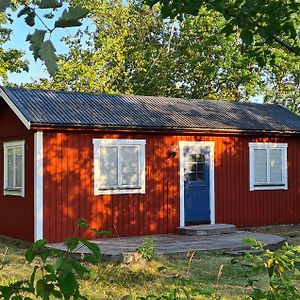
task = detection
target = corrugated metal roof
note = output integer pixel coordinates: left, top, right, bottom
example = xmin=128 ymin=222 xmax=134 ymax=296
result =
xmin=1 ymin=86 xmax=300 ymax=133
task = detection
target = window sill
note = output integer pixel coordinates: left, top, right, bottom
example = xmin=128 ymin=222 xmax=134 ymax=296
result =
xmin=250 ymin=185 xmax=288 ymax=191
xmin=3 ymin=189 xmax=24 ymax=197
xmin=95 ymin=187 xmax=145 ymax=195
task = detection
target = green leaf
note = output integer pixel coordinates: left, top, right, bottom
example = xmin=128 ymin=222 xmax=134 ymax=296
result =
xmin=44 ymin=12 xmax=55 ymax=19
xmin=243 ymin=237 xmax=256 ymax=245
xmin=55 ymin=19 xmax=82 ymax=28
xmin=54 ymin=6 xmax=89 ymax=28
xmin=25 ymin=249 xmax=36 ymax=263
xmin=65 ymin=237 xmax=79 ymax=252
xmin=91 ymin=229 xmax=112 ymax=236
xmin=17 ymin=6 xmax=31 ymax=18
xmin=32 ymin=239 xmax=48 ymax=250
xmin=55 ymin=257 xmax=64 ymax=271
xmin=77 ymin=218 xmax=88 ymax=230
xmin=240 ymin=30 xmax=253 ymax=46
xmin=44 ymin=264 xmax=55 ymax=274
xmin=52 ymin=290 xmax=63 ymax=298
xmin=45 ymin=273 xmax=57 ymax=281
xmin=84 ymin=255 xmax=100 ymax=264
xmin=71 ymin=260 xmax=89 ymax=277
xmin=38 ymin=40 xmax=58 ymax=75
xmin=77 ymin=238 xmax=101 ymax=260
xmin=0 ymin=0 xmax=11 ymax=12
xmin=25 ymin=11 xmax=36 ymax=27
xmin=36 ymin=279 xmax=47 ymax=298
xmin=40 ymin=248 xmax=51 ymax=262
xmin=29 ymin=265 xmax=39 ymax=289
xmin=58 ymin=271 xmax=78 ymax=297
xmin=38 ymin=0 xmax=62 ymax=9
xmin=27 ymin=30 xmax=46 ymax=61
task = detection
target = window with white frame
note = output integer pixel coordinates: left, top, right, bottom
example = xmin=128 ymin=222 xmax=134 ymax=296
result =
xmin=93 ymin=139 xmax=146 ymax=195
xmin=3 ymin=140 xmax=25 ymax=197
xmin=249 ymin=142 xmax=288 ymax=191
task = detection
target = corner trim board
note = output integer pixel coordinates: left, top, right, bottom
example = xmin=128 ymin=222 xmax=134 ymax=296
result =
xmin=0 ymin=88 xmax=31 ymax=130
xmin=34 ymin=131 xmax=43 ymax=241
xmin=179 ymin=141 xmax=215 ymax=227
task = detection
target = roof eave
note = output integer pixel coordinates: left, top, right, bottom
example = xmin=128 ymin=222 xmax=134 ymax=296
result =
xmin=30 ymin=123 xmax=300 ymax=136
xmin=0 ymin=87 xmax=31 ymax=130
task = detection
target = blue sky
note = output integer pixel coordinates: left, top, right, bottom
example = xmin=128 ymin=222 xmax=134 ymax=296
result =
xmin=3 ymin=5 xmax=89 ymax=85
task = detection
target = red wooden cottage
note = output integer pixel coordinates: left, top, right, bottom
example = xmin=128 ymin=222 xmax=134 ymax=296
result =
xmin=1 ymin=86 xmax=300 ymax=243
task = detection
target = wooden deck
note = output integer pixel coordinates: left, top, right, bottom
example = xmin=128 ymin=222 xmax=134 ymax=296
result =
xmin=48 ymin=231 xmax=286 ymax=260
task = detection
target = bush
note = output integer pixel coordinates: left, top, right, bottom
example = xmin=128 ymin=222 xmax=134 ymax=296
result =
xmin=233 ymin=237 xmax=300 ymax=300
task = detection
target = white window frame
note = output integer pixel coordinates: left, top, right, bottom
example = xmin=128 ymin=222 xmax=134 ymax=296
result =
xmin=3 ymin=140 xmax=25 ymax=197
xmin=93 ymin=139 xmax=146 ymax=195
xmin=249 ymin=142 xmax=288 ymax=191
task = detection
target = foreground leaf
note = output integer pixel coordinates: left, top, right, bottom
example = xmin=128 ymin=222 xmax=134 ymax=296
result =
xmin=38 ymin=0 xmax=62 ymax=9
xmin=27 ymin=30 xmax=46 ymax=61
xmin=0 ymin=0 xmax=11 ymax=12
xmin=38 ymin=40 xmax=58 ymax=75
xmin=55 ymin=7 xmax=89 ymax=28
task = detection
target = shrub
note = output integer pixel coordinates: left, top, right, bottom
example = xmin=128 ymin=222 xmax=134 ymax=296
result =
xmin=233 ymin=237 xmax=300 ymax=300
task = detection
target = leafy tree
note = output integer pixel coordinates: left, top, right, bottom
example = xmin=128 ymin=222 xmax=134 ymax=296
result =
xmin=1 ymin=0 xmax=299 ymax=75
xmin=31 ymin=1 xmax=263 ymax=102
xmin=0 ymin=13 xmax=28 ymax=82
xmin=146 ymin=0 xmax=300 ymax=59
xmin=262 ymin=48 xmax=300 ymax=113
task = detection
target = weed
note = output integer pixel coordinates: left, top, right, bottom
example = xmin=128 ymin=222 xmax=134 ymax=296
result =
xmin=136 ymin=237 xmax=155 ymax=261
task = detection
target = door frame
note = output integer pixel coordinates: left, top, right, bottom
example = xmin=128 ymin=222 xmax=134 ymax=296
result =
xmin=179 ymin=141 xmax=215 ymax=227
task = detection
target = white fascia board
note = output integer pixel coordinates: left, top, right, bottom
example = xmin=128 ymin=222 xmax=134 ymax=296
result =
xmin=0 ymin=88 xmax=31 ymax=130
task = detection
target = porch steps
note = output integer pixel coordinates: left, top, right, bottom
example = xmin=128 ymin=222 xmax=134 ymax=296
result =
xmin=176 ymin=224 xmax=237 ymax=236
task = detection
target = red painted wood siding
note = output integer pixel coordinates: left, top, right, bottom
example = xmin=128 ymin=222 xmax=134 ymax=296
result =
xmin=43 ymin=131 xmax=300 ymax=243
xmin=0 ymin=102 xmax=34 ymax=241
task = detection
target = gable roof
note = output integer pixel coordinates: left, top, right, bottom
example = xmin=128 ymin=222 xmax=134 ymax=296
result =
xmin=1 ymin=86 xmax=300 ymax=134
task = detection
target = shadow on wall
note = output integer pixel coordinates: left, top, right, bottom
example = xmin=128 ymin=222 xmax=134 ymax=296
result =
xmin=43 ymin=131 xmax=180 ymax=242
xmin=43 ymin=129 xmax=300 ymax=243
xmin=213 ymin=135 xmax=300 ymax=229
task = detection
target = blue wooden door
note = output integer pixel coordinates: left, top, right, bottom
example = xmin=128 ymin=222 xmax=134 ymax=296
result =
xmin=184 ymin=146 xmax=210 ymax=224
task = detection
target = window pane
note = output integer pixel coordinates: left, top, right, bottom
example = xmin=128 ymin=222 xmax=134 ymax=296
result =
xmin=189 ymin=173 xmax=197 ymax=181
xmin=254 ymin=149 xmax=267 ymax=183
xmin=100 ymin=146 xmax=118 ymax=187
xmin=196 ymin=172 xmax=205 ymax=182
xmin=7 ymin=148 xmax=14 ymax=188
xmin=270 ymin=149 xmax=282 ymax=183
xmin=189 ymin=163 xmax=196 ymax=172
xmin=121 ymin=146 xmax=139 ymax=186
xmin=196 ymin=154 xmax=205 ymax=163
xmin=188 ymin=154 xmax=196 ymax=162
xmin=15 ymin=147 xmax=23 ymax=188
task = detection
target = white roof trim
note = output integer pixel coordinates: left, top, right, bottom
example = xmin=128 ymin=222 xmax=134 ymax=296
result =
xmin=0 ymin=88 xmax=31 ymax=130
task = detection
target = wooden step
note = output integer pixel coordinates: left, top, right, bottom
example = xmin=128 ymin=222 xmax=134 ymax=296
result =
xmin=176 ymin=224 xmax=237 ymax=236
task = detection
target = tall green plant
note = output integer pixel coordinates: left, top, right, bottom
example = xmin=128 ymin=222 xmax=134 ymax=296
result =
xmin=234 ymin=238 xmax=300 ymax=300
xmin=0 ymin=220 xmax=101 ymax=300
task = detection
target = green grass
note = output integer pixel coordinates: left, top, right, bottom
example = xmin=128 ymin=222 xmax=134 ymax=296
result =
xmin=1 ymin=224 xmax=299 ymax=299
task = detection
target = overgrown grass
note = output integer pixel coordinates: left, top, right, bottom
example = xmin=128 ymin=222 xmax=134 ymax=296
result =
xmin=1 ymin=224 xmax=298 ymax=299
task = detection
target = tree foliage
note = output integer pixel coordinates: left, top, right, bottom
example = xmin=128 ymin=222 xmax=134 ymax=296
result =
xmin=32 ymin=0 xmax=264 ymax=102
xmin=146 ymin=0 xmax=300 ymax=60
xmin=0 ymin=13 xmax=28 ymax=82
xmin=1 ymin=0 xmax=299 ymax=76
